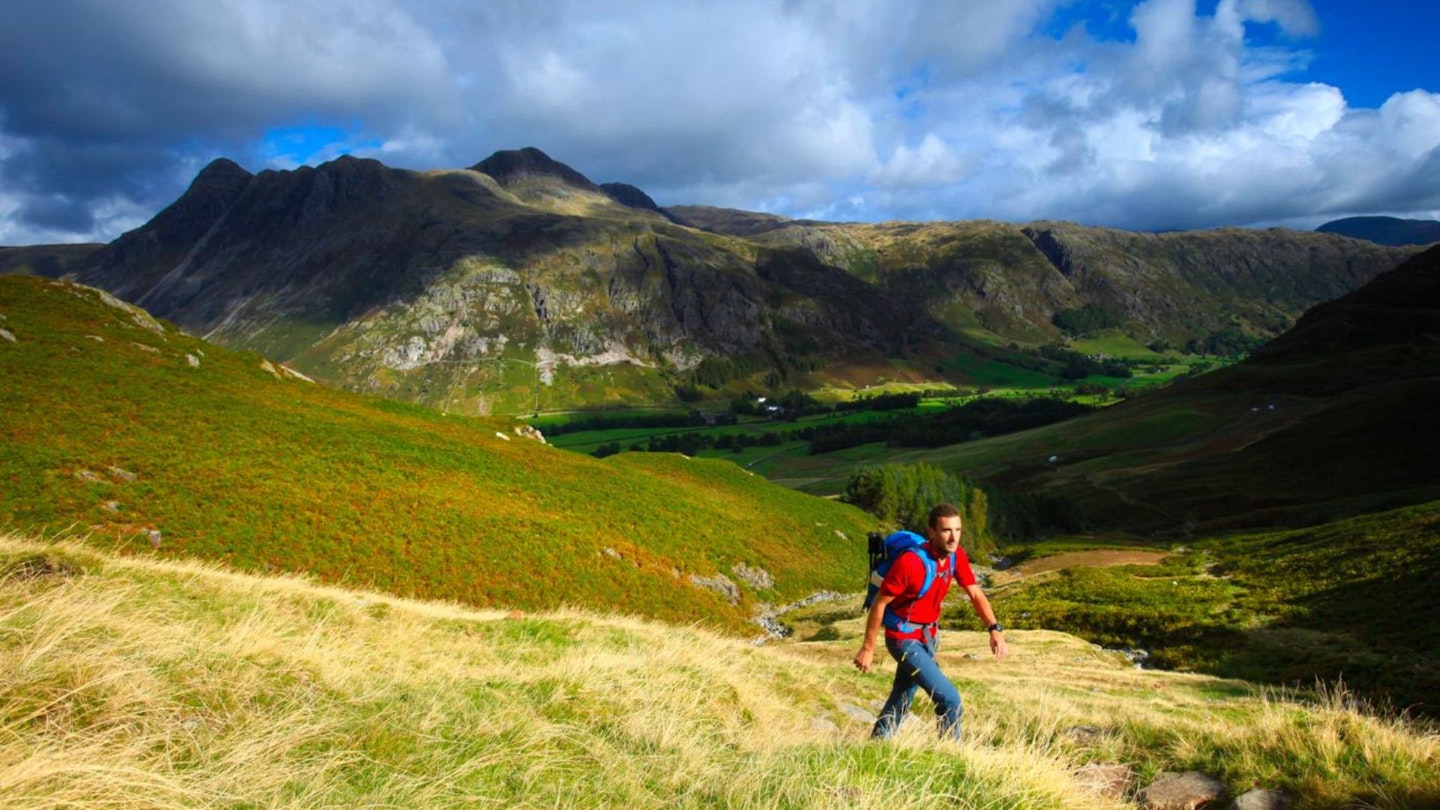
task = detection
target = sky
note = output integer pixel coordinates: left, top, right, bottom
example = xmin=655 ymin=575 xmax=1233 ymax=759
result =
xmin=2 ymin=0 xmax=1438 ymax=246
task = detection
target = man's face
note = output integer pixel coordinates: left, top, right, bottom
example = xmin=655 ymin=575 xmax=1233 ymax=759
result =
xmin=928 ymin=515 xmax=963 ymax=555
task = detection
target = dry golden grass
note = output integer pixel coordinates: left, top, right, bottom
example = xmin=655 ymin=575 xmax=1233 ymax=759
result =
xmin=3 ymin=532 xmax=1436 ymax=809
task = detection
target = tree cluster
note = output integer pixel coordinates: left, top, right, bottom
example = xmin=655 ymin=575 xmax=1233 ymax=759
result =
xmin=842 ymin=462 xmax=995 ymax=555
xmin=547 ymin=409 xmax=735 ymax=437
xmin=1051 ymin=303 xmax=1124 ymax=336
xmin=810 ymin=396 xmax=1095 ymax=453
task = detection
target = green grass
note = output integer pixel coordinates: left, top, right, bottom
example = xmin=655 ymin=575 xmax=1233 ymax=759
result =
xmin=944 ymin=353 xmax=1059 ymax=388
xmin=0 ymin=275 xmax=876 ymax=633
xmin=1066 ymin=331 xmax=1160 ymax=358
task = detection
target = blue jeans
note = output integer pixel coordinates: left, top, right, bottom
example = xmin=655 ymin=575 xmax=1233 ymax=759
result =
xmin=871 ymin=631 xmax=962 ymax=741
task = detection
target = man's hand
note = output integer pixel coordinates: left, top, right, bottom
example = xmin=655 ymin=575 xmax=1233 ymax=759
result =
xmin=853 ymin=645 xmax=875 ymax=674
xmin=990 ymin=631 xmax=1008 ymax=662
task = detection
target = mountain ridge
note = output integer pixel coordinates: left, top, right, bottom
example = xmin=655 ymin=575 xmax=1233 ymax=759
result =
xmin=23 ymin=146 xmax=1421 ymax=413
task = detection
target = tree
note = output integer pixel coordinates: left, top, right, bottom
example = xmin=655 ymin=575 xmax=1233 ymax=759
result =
xmin=842 ymin=462 xmax=995 ymax=555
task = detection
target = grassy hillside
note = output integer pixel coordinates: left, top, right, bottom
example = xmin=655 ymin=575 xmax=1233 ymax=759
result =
xmin=983 ymin=501 xmax=1440 ymax=716
xmin=769 ymin=245 xmax=1440 ymax=536
xmin=0 ymin=275 xmax=875 ymax=632
xmin=5 ymin=532 xmax=1437 ymax=809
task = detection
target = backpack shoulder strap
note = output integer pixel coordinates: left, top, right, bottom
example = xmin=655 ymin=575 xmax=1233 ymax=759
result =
xmin=912 ymin=547 xmax=939 ymax=599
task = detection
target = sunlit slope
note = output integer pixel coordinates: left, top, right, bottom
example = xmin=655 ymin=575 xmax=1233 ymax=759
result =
xmin=0 ymin=275 xmax=874 ymax=631
xmin=5 ymin=533 xmax=1437 ymax=809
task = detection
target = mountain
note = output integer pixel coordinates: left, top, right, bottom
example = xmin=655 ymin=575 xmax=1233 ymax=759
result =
xmin=911 ymin=244 xmax=1440 ymax=535
xmin=714 ymin=215 xmax=1417 ymax=348
xmin=0 ymin=273 xmax=875 ymax=631
xmin=69 ymin=150 xmax=953 ymax=413
xmin=1317 ymin=215 xmax=1440 ymax=246
xmin=0 ymin=242 xmax=103 ymax=277
xmin=54 ymin=148 xmax=1417 ymax=414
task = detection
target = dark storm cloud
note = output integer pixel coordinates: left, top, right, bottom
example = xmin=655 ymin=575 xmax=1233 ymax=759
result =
xmin=0 ymin=0 xmax=456 ymax=243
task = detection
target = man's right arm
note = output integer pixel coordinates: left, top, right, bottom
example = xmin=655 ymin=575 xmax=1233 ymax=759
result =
xmin=853 ymin=593 xmax=894 ymax=674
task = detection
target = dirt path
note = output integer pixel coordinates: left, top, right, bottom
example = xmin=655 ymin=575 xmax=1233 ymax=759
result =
xmin=989 ymin=549 xmax=1169 ymax=586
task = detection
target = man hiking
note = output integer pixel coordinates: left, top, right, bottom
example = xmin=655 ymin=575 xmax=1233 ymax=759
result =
xmin=852 ymin=503 xmax=1007 ymax=741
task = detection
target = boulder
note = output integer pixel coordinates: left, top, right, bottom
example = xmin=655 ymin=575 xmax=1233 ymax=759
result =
xmin=1137 ymin=771 xmax=1227 ymax=810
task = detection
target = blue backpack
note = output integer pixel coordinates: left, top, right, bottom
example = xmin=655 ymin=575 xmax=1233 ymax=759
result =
xmin=864 ymin=530 xmax=955 ymax=632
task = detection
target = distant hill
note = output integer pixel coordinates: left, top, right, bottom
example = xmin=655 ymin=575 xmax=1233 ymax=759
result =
xmin=0 ymin=242 xmax=103 ymax=277
xmin=916 ymin=244 xmax=1440 ymax=536
xmin=15 ymin=146 xmax=1417 ymax=414
xmin=0 ymin=274 xmax=875 ymax=631
xmin=745 ymin=217 xmax=1417 ymax=348
xmin=1316 ymin=215 xmax=1440 ymax=246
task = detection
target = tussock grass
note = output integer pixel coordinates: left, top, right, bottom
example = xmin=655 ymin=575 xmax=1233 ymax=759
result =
xmin=4 ymin=533 xmax=1437 ymax=809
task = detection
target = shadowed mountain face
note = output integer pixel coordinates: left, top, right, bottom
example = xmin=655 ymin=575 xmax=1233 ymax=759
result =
xmin=972 ymin=245 xmax=1440 ymax=535
xmin=60 ymin=147 xmax=1418 ymax=413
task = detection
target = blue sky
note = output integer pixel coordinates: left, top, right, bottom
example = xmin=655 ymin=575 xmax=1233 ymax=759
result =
xmin=1 ymin=0 xmax=1437 ymax=245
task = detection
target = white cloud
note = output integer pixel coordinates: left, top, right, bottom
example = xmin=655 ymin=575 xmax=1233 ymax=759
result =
xmin=1 ymin=0 xmax=1438 ymax=244
xmin=871 ymin=134 xmax=968 ymax=188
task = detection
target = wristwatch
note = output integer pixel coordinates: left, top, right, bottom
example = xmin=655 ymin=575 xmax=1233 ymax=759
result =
xmin=986 ymin=622 xmax=1004 ymax=633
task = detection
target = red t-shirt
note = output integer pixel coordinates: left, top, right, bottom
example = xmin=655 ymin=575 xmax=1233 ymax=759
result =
xmin=879 ymin=545 xmax=977 ymax=637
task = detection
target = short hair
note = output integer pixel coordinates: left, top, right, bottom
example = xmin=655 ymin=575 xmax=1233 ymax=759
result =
xmin=928 ymin=503 xmax=962 ymax=528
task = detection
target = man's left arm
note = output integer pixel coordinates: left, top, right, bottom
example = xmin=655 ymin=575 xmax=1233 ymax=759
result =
xmin=961 ymin=583 xmax=1008 ymax=661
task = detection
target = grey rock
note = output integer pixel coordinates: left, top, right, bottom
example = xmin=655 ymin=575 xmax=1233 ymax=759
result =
xmin=731 ymin=562 xmax=774 ymax=590
xmin=688 ymin=573 xmax=740 ymax=605
xmin=839 ymin=703 xmax=875 ymax=724
xmin=1137 ymin=771 xmax=1228 ymax=810
xmin=1230 ymin=788 xmax=1291 ymax=810
xmin=1062 ymin=725 xmax=1103 ymax=745
xmin=808 ymin=716 xmax=840 ymax=735
xmin=1073 ymin=763 xmax=1134 ymax=799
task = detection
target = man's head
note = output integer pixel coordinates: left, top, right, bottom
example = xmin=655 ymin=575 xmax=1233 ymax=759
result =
xmin=926 ymin=503 xmax=963 ymax=555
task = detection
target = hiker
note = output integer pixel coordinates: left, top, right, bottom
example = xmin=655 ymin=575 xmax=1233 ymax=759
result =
xmin=852 ymin=503 xmax=1007 ymax=741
